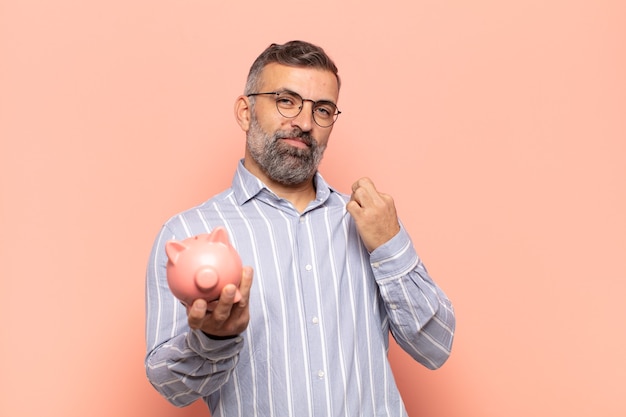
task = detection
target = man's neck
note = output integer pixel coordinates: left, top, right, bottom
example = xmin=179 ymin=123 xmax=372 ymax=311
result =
xmin=272 ymin=181 xmax=317 ymax=213
xmin=244 ymin=159 xmax=317 ymax=213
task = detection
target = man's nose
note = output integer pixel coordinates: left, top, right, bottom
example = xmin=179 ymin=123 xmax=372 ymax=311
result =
xmin=290 ymin=100 xmax=315 ymax=131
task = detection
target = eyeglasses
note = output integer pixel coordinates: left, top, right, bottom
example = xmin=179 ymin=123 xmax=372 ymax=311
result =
xmin=247 ymin=90 xmax=341 ymax=128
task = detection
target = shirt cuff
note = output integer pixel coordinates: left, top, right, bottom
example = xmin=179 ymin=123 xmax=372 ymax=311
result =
xmin=369 ymin=226 xmax=420 ymax=280
xmin=187 ymin=328 xmax=244 ymax=361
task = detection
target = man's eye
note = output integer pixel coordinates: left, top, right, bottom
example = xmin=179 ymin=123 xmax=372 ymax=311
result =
xmin=315 ymin=105 xmax=334 ymax=117
xmin=277 ymin=95 xmax=298 ymax=107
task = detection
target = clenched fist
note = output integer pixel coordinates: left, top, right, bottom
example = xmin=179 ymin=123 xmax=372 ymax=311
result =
xmin=346 ymin=177 xmax=401 ymax=252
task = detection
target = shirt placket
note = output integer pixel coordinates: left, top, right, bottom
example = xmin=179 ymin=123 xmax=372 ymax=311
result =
xmin=295 ymin=212 xmax=331 ymax=414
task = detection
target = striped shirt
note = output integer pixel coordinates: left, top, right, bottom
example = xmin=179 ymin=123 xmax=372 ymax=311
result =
xmin=145 ymin=160 xmax=455 ymax=417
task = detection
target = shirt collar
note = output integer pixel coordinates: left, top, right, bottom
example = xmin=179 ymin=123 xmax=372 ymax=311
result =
xmin=231 ymin=159 xmax=336 ymax=210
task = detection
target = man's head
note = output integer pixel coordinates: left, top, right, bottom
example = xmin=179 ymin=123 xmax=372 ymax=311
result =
xmin=235 ymin=41 xmax=341 ymax=187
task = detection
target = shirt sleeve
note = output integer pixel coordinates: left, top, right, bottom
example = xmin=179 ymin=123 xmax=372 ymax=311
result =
xmin=369 ymin=225 xmax=456 ymax=369
xmin=144 ymin=225 xmax=244 ymax=406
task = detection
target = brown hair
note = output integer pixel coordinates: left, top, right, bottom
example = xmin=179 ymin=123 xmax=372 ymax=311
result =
xmin=244 ymin=40 xmax=341 ymax=95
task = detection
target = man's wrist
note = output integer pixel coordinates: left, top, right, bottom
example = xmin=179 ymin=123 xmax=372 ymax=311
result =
xmin=202 ymin=331 xmax=240 ymax=340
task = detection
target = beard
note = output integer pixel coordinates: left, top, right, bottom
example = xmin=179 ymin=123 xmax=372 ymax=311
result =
xmin=246 ymin=116 xmax=326 ymax=186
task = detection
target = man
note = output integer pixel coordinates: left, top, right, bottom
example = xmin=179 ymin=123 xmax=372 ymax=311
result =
xmin=145 ymin=40 xmax=455 ymax=416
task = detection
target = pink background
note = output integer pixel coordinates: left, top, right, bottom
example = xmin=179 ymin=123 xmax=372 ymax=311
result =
xmin=1 ymin=1 xmax=625 ymax=416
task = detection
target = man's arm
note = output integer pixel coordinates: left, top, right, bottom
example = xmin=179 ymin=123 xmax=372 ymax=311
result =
xmin=370 ymin=227 xmax=455 ymax=369
xmin=144 ymin=227 xmax=252 ymax=406
xmin=145 ymin=329 xmax=244 ymax=406
xmin=347 ymin=177 xmax=455 ymax=368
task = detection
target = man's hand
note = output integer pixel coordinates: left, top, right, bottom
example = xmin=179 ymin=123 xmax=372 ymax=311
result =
xmin=187 ymin=266 xmax=253 ymax=338
xmin=347 ymin=177 xmax=401 ymax=253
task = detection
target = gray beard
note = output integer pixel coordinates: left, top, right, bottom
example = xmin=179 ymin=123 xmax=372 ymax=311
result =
xmin=247 ymin=118 xmax=326 ymax=185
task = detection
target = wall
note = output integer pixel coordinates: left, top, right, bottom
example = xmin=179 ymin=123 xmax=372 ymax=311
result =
xmin=1 ymin=1 xmax=624 ymax=416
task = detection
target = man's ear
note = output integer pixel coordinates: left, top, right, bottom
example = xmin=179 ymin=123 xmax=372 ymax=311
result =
xmin=234 ymin=95 xmax=251 ymax=132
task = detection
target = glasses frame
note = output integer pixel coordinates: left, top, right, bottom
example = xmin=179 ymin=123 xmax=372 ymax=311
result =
xmin=247 ymin=90 xmax=341 ymax=128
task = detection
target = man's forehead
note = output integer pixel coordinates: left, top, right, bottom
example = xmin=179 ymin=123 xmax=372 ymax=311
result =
xmin=259 ymin=63 xmax=339 ymax=99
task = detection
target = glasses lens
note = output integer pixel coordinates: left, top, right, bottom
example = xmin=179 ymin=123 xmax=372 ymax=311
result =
xmin=312 ymin=102 xmax=338 ymax=127
xmin=274 ymin=91 xmax=339 ymax=127
xmin=275 ymin=92 xmax=303 ymax=118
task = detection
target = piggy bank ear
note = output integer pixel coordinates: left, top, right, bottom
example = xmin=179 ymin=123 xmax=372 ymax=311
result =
xmin=165 ymin=240 xmax=187 ymax=265
xmin=208 ymin=226 xmax=229 ymax=244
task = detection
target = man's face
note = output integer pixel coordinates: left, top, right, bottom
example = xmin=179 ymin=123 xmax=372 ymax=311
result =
xmin=245 ymin=63 xmax=339 ymax=186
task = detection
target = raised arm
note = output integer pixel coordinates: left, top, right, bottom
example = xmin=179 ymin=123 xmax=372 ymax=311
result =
xmin=347 ymin=177 xmax=455 ymax=368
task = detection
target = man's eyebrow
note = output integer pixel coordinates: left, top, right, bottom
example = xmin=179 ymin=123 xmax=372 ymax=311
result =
xmin=277 ymin=89 xmax=337 ymax=106
xmin=276 ymin=88 xmax=301 ymax=97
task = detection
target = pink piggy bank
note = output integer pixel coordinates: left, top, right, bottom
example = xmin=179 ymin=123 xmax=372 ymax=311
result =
xmin=165 ymin=227 xmax=242 ymax=308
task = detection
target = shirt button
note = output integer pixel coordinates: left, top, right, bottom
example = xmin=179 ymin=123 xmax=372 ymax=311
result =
xmin=372 ymin=262 xmax=380 ymax=268
xmin=312 ymin=316 xmax=319 ymax=324
xmin=305 ymin=264 xmax=312 ymax=271
xmin=317 ymin=370 xmax=325 ymax=379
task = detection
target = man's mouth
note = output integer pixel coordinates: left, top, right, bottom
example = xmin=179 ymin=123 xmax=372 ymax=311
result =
xmin=280 ymin=137 xmax=311 ymax=149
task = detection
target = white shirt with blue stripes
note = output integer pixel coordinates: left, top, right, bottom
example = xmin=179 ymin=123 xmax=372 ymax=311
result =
xmin=145 ymin=160 xmax=455 ymax=417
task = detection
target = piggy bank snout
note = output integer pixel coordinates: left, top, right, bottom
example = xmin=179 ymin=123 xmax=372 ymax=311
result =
xmin=195 ymin=267 xmax=219 ymax=291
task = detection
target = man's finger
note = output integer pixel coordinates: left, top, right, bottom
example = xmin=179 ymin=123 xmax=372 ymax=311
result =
xmin=188 ymin=299 xmax=208 ymax=329
xmin=209 ymin=285 xmax=237 ymax=324
xmin=236 ymin=267 xmax=254 ymax=308
xmin=352 ymin=178 xmax=382 ymax=207
xmin=351 ymin=177 xmax=373 ymax=192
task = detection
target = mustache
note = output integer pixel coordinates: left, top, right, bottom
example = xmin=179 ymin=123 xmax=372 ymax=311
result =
xmin=274 ymin=128 xmax=314 ymax=146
